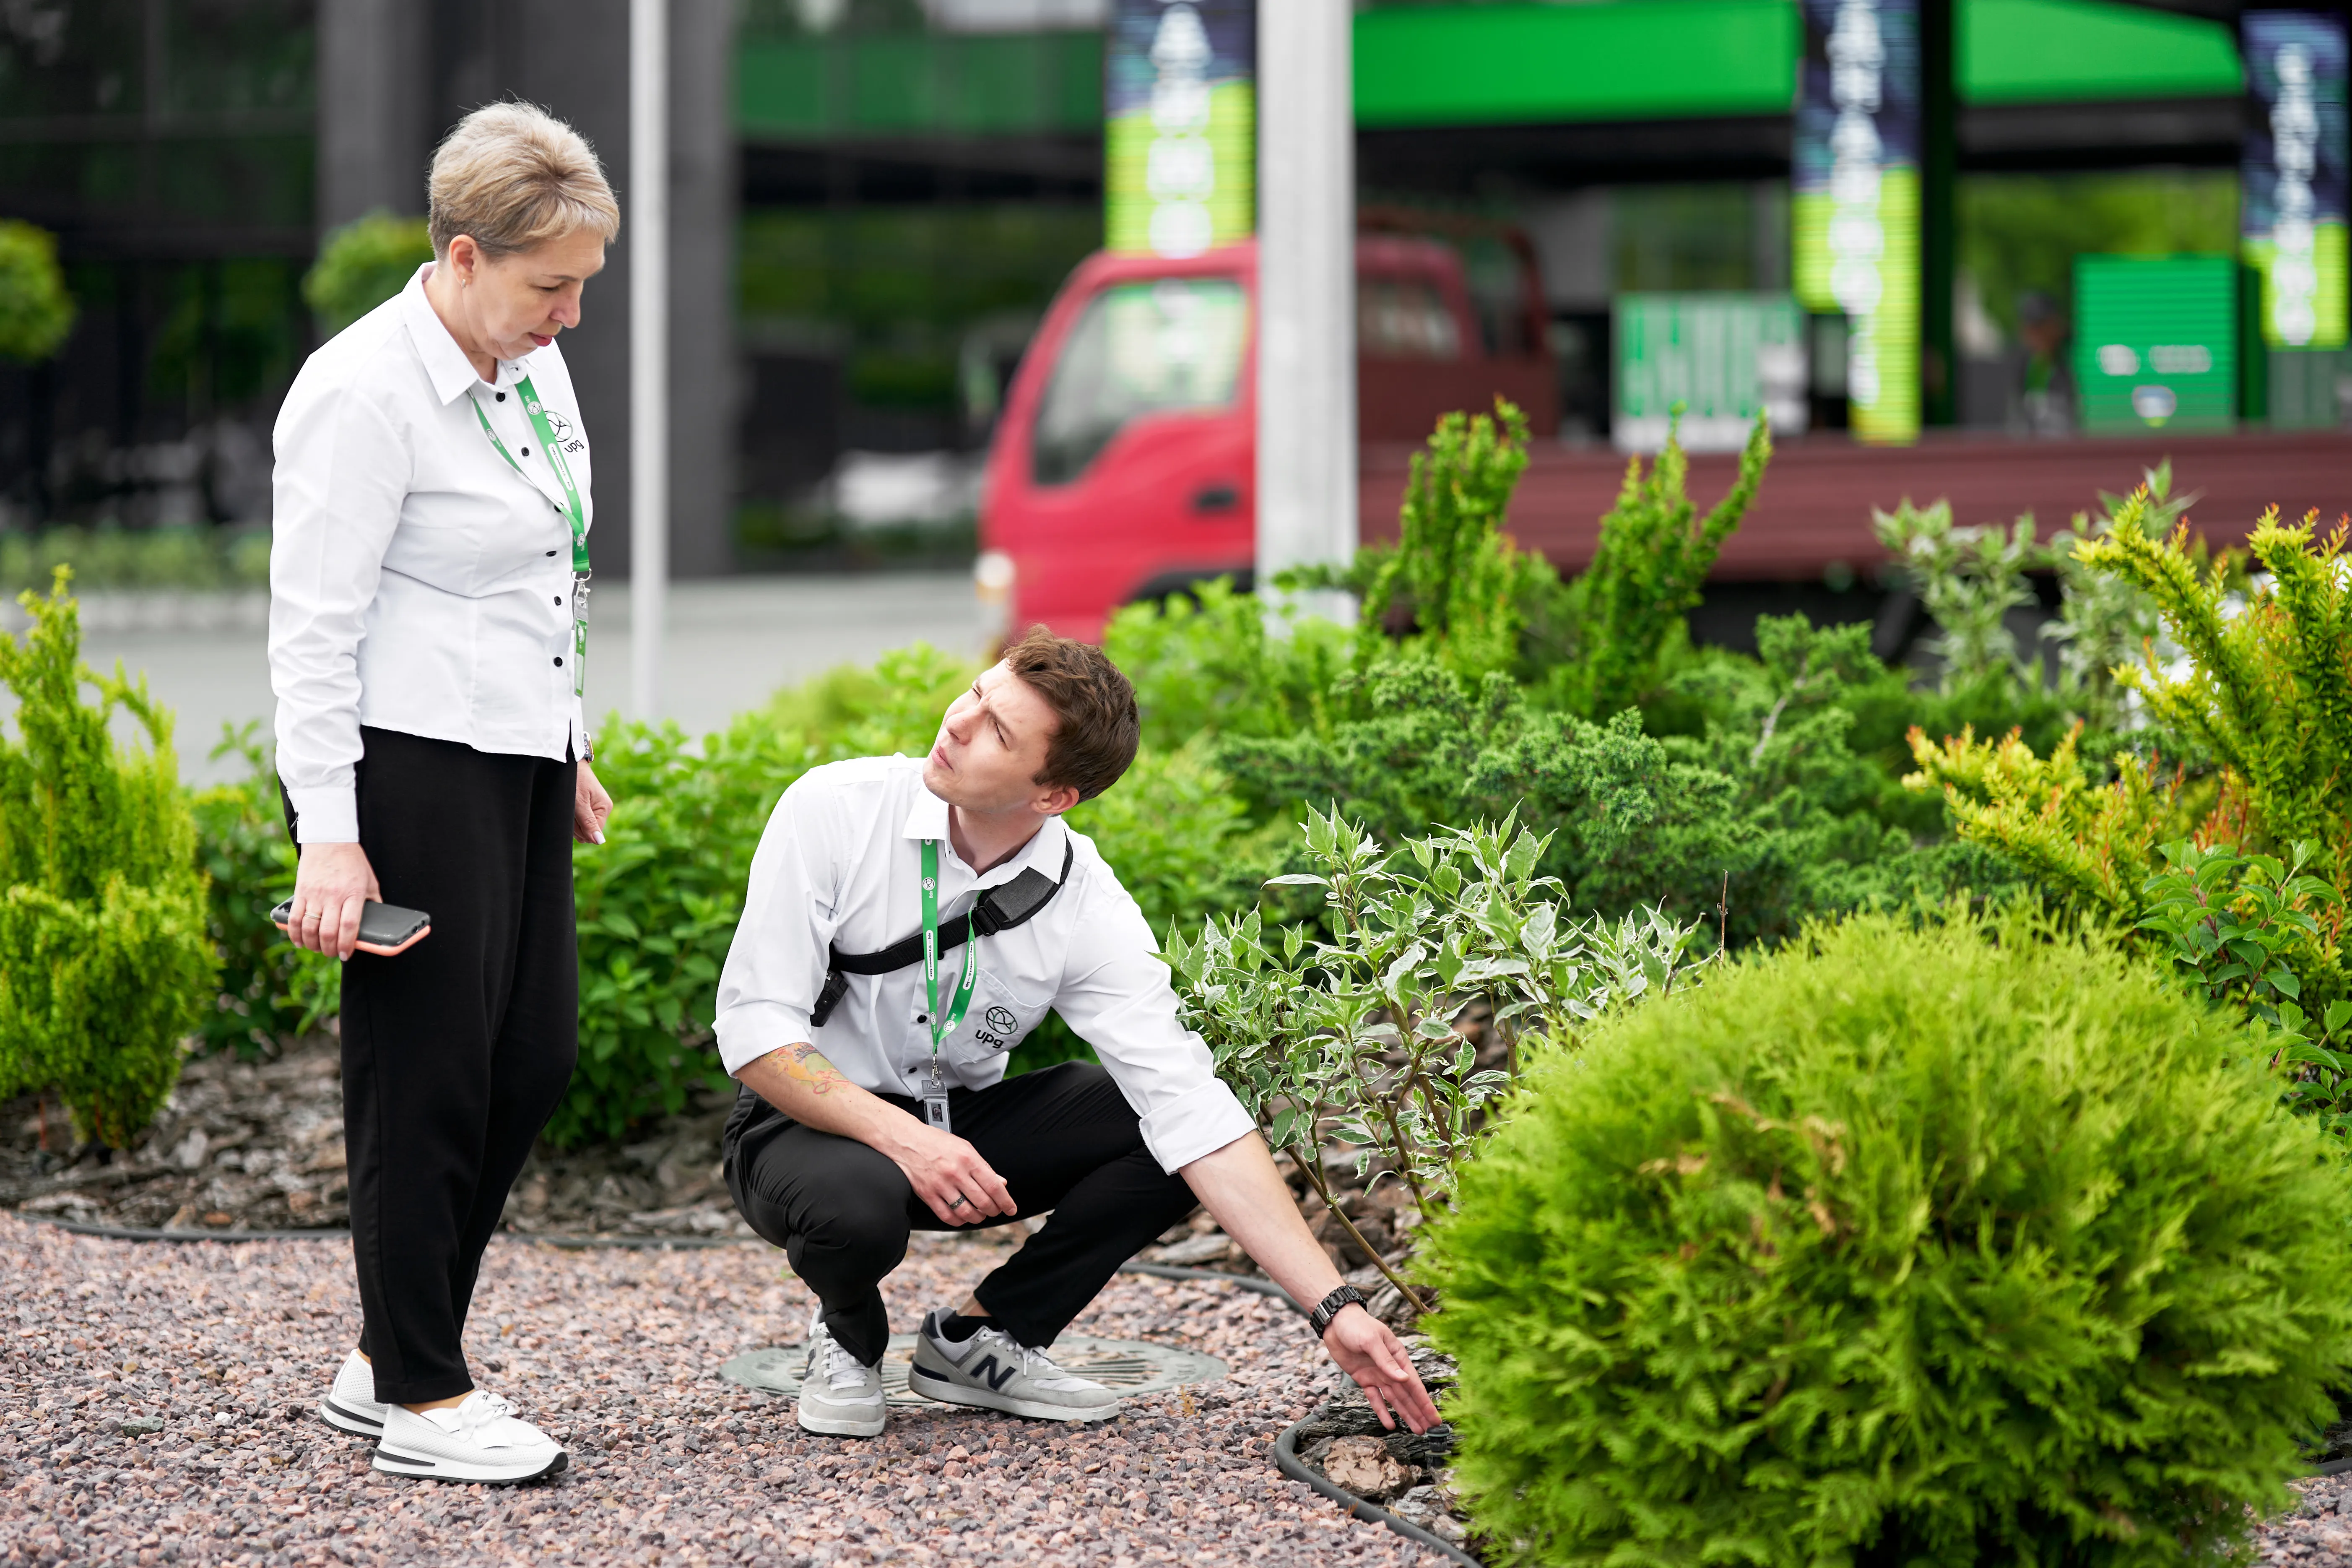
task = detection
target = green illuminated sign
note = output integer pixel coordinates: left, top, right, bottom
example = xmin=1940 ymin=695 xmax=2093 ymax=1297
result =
xmin=1794 ymin=0 xmax=1922 ymax=445
xmin=1614 ymin=294 xmax=1809 ymax=452
xmin=2242 ymin=12 xmax=2348 ymax=350
xmin=2072 ymin=254 xmax=2238 ymax=432
xmin=1105 ymin=1 xmax=1255 ymax=258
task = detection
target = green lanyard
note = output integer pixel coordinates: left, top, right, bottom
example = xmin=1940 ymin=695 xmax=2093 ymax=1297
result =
xmin=473 ymin=373 xmax=590 ymax=696
xmin=920 ymin=840 xmax=980 ymax=1071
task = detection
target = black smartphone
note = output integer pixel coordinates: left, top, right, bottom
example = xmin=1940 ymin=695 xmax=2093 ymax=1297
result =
xmin=267 ymin=899 xmax=432 ymax=957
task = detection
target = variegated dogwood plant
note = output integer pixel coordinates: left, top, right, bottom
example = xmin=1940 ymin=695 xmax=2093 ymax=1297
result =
xmin=1165 ymin=805 xmax=1707 ymax=1313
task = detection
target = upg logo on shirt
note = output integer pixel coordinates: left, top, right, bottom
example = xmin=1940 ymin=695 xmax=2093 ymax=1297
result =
xmin=973 ymin=1005 xmax=1021 ymax=1051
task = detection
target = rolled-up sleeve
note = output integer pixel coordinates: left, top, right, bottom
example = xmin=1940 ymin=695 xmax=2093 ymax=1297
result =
xmin=713 ymin=775 xmax=845 ymax=1076
xmin=268 ymin=384 xmax=411 ymax=844
xmin=1052 ymin=881 xmax=1256 ymax=1173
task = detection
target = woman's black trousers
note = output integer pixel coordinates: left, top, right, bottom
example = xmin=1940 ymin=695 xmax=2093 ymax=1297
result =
xmin=286 ymin=725 xmax=578 ymax=1405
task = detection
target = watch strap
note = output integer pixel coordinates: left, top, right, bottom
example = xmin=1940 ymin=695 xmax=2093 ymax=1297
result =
xmin=1308 ymin=1284 xmax=1369 ymax=1337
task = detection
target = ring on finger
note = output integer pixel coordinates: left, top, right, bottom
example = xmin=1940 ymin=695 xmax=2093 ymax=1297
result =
xmin=947 ymin=1194 xmax=968 ymax=1210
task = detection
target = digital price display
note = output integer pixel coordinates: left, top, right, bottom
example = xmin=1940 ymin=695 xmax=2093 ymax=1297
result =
xmin=1105 ymin=0 xmax=1256 ymax=259
xmin=2073 ymin=254 xmax=2238 ymax=432
xmin=1614 ymin=294 xmax=1810 ymax=453
xmin=2242 ymin=11 xmax=2348 ymax=350
xmin=1794 ymin=0 xmax=1921 ymax=445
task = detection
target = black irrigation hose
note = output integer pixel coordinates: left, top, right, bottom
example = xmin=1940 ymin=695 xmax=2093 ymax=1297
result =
xmin=1273 ymin=1409 xmax=1481 ymax=1567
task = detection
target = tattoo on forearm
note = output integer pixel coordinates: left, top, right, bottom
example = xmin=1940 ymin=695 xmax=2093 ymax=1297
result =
xmin=766 ymin=1041 xmax=849 ymax=1095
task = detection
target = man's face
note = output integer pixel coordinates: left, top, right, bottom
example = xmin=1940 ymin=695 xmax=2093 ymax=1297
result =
xmin=923 ymin=663 xmax=1073 ymax=816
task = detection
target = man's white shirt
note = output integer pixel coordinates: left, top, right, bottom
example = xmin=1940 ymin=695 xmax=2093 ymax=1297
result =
xmin=713 ymin=755 xmax=1257 ymax=1175
xmin=269 ymin=262 xmax=593 ymax=844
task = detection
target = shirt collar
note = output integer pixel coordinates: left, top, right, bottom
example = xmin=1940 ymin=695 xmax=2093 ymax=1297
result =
xmin=401 ymin=262 xmax=533 ymax=405
xmin=901 ymin=782 xmax=1070 ymax=886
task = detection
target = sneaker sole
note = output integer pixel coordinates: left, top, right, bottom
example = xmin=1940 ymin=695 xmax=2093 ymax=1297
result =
xmin=796 ymin=1401 xmax=886 ymax=1438
xmin=317 ymin=1397 xmax=384 ymax=1438
xmin=370 ymin=1445 xmax=568 ymax=1484
xmin=905 ymin=1361 xmax=1121 ymax=1423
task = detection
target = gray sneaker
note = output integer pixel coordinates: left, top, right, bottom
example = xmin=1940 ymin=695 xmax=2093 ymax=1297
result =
xmin=907 ymin=1310 xmax=1122 ymax=1422
xmin=797 ymin=1314 xmax=886 ymax=1438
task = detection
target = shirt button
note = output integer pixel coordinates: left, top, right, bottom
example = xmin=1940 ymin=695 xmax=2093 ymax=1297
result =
xmin=554 ymin=656 xmax=564 ymax=667
xmin=520 ymin=446 xmax=531 ymax=455
xmin=555 ymin=595 xmax=563 ymax=605
xmin=495 ymin=391 xmax=507 ymax=402
xmin=545 ymin=549 xmax=557 ymax=557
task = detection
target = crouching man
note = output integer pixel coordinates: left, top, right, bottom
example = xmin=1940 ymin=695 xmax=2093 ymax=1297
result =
xmin=714 ymin=629 xmax=1437 ymax=1438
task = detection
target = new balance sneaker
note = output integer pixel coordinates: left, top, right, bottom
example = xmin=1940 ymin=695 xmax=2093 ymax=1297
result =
xmin=317 ymin=1350 xmax=387 ymax=1438
xmin=906 ymin=1310 xmax=1122 ymax=1422
xmin=797 ymin=1313 xmax=887 ymax=1438
xmin=370 ymin=1392 xmax=567 ymax=1484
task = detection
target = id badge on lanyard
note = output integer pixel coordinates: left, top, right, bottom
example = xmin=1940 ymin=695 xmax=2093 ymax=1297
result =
xmin=920 ymin=839 xmax=979 ymax=1134
xmin=472 ymin=373 xmax=590 ymax=697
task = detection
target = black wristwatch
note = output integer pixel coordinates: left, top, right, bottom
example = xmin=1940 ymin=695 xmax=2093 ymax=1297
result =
xmin=1308 ymin=1285 xmax=1369 ymax=1338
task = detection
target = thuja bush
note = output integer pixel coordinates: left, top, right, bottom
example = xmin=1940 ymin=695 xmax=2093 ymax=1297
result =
xmin=1424 ymin=913 xmax=2352 ymax=1568
xmin=0 ymin=574 xmax=214 ymax=1145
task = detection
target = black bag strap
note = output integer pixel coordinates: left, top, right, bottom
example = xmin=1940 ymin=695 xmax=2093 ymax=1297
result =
xmin=809 ymin=839 xmax=1074 ymax=1027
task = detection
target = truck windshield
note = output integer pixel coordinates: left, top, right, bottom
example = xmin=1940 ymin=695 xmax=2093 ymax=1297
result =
xmin=1031 ymin=278 xmax=1247 ymax=485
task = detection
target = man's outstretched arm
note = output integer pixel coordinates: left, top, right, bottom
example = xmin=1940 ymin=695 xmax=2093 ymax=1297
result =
xmin=1181 ymin=1133 xmax=1442 ymax=1433
xmin=735 ymin=1044 xmax=1016 ymax=1227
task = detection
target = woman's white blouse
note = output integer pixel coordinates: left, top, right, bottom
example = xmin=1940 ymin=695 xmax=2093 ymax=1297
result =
xmin=269 ymin=263 xmax=593 ymax=844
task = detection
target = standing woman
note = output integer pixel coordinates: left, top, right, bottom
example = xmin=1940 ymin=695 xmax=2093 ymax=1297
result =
xmin=271 ymin=102 xmax=619 ymax=1485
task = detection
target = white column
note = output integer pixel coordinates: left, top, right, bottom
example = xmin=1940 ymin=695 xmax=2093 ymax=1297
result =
xmin=1254 ymin=0 xmax=1356 ymax=624
xmin=629 ymin=0 xmax=670 ymax=721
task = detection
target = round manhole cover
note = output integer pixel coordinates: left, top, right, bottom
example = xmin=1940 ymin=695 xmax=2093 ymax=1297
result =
xmin=720 ymin=1333 xmax=1226 ymax=1408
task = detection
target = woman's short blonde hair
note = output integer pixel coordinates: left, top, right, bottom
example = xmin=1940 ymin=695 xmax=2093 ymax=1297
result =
xmin=427 ymin=101 xmax=620 ymax=261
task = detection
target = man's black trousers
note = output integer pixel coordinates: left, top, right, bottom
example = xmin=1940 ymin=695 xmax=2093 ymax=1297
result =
xmin=285 ymin=725 xmax=579 ymax=1405
xmin=723 ymin=1063 xmax=1199 ymax=1365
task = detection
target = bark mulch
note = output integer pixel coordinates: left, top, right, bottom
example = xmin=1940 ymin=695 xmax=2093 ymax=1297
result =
xmin=0 ymin=1210 xmax=1442 ymax=1568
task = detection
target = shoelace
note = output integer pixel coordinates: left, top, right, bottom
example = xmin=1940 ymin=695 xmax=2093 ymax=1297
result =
xmin=459 ymin=1391 xmax=517 ymax=1436
xmin=972 ymin=1326 xmax=1068 ymax=1381
xmin=812 ymin=1331 xmax=871 ymax=1392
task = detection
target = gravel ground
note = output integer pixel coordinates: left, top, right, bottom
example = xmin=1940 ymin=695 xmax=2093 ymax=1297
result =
xmin=0 ymin=1211 xmax=1442 ymax=1567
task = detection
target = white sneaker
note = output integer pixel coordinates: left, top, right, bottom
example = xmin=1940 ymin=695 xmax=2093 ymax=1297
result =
xmin=797 ymin=1313 xmax=887 ymax=1438
xmin=370 ymin=1391 xmax=567 ymax=1483
xmin=907 ymin=1310 xmax=1122 ymax=1422
xmin=317 ymin=1350 xmax=387 ymax=1438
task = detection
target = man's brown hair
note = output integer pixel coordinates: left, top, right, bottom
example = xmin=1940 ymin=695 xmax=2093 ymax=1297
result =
xmin=1002 ymin=626 xmax=1139 ymax=803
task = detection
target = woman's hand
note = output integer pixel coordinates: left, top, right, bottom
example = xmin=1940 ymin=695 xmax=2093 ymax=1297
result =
xmin=574 ymin=760 xmax=613 ymax=844
xmin=288 ymin=842 xmax=382 ymax=960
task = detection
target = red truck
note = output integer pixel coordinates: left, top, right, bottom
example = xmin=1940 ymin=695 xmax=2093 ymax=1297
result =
xmin=977 ymin=219 xmax=1557 ymax=642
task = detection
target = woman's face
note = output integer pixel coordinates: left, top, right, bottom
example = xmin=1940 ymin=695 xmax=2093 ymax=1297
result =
xmin=442 ymin=229 xmax=608 ymax=363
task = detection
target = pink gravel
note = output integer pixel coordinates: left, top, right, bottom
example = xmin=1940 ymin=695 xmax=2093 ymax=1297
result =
xmin=0 ymin=1211 xmax=1439 ymax=1567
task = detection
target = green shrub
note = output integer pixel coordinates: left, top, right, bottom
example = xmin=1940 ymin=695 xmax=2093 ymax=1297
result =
xmin=1102 ymin=576 xmax=1349 ymax=749
xmin=1548 ymin=412 xmax=1769 ymax=718
xmin=0 ymin=220 xmax=75 ymax=364
xmin=0 ymin=574 xmax=214 ymax=1146
xmin=185 ymin=724 xmax=341 ymax=1058
xmin=1872 ymin=498 xmax=2048 ymax=690
xmin=555 ymin=710 xmax=813 ymax=1145
xmin=1349 ymin=399 xmax=1550 ymax=686
xmin=301 ymin=211 xmax=433 ymax=335
xmin=1173 ymin=807 xmax=1709 ymax=1308
xmin=1425 ymin=913 xmax=2352 ymax=1567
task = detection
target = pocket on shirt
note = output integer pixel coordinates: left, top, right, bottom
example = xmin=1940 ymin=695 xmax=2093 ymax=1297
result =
xmin=945 ymin=969 xmax=1045 ymax=1071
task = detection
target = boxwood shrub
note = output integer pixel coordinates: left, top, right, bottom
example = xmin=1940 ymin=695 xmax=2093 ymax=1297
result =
xmin=1424 ymin=914 xmax=2352 ymax=1568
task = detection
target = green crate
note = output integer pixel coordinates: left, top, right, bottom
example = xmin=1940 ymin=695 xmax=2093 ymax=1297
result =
xmin=2072 ymin=254 xmax=2238 ymax=433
